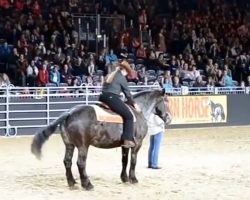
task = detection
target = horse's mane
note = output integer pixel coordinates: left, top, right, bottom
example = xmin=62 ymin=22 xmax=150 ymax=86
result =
xmin=133 ymin=90 xmax=151 ymax=98
xmin=133 ymin=90 xmax=162 ymax=99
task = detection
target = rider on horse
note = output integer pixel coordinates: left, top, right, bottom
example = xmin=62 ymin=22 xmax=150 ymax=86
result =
xmin=99 ymin=60 xmax=139 ymax=148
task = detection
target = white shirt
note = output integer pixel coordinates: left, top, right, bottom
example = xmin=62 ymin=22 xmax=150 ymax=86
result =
xmin=147 ymin=113 xmax=165 ymax=135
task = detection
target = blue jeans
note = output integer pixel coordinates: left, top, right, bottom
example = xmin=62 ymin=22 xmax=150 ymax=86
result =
xmin=148 ymin=132 xmax=163 ymax=167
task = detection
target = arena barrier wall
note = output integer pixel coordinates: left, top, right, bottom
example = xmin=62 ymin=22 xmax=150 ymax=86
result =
xmin=0 ymin=86 xmax=249 ymax=136
xmin=168 ymin=94 xmax=250 ymax=128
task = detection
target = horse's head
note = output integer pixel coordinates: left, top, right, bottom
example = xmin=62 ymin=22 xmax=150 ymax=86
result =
xmin=153 ymin=89 xmax=172 ymax=126
xmin=207 ymin=100 xmax=213 ymax=107
xmin=133 ymin=89 xmax=172 ymax=126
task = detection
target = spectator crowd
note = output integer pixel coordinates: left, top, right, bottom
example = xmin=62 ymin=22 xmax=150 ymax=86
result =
xmin=0 ymin=0 xmax=250 ymax=91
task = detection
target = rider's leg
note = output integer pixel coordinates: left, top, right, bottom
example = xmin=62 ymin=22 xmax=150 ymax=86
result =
xmin=99 ymin=93 xmax=135 ymax=147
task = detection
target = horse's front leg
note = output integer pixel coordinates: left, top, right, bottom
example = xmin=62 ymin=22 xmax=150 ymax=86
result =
xmin=120 ymin=147 xmax=129 ymax=183
xmin=129 ymin=145 xmax=141 ymax=184
xmin=64 ymin=144 xmax=77 ymax=188
xmin=77 ymin=146 xmax=93 ymax=190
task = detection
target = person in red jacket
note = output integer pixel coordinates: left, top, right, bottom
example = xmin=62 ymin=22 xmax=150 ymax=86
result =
xmin=36 ymin=64 xmax=49 ymax=86
xmin=32 ymin=0 xmax=41 ymax=16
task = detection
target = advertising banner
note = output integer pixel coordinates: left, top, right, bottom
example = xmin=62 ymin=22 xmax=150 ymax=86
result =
xmin=168 ymin=96 xmax=227 ymax=124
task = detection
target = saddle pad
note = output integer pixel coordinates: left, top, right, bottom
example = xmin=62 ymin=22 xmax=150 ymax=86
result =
xmin=91 ymin=105 xmax=136 ymax=123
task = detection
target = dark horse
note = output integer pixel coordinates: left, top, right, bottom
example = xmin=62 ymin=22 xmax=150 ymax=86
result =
xmin=31 ymin=90 xmax=171 ymax=190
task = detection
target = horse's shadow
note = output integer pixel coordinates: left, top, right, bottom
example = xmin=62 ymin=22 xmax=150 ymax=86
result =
xmin=16 ymin=172 xmax=132 ymax=191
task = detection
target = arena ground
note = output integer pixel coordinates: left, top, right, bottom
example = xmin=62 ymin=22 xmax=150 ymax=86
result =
xmin=0 ymin=127 xmax=250 ymax=200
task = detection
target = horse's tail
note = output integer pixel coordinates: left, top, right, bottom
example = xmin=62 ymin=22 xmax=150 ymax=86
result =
xmin=31 ymin=111 xmax=69 ymax=159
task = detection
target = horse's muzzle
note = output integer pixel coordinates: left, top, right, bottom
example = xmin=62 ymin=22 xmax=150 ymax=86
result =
xmin=165 ymin=112 xmax=172 ymax=126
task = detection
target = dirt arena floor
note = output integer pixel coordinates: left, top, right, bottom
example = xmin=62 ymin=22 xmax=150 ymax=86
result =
xmin=0 ymin=127 xmax=250 ymax=200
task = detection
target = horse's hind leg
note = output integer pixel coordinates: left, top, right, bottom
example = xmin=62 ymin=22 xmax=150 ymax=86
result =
xmin=64 ymin=144 xmax=77 ymax=188
xmin=129 ymin=145 xmax=141 ymax=184
xmin=120 ymin=147 xmax=129 ymax=183
xmin=77 ymin=146 xmax=94 ymax=190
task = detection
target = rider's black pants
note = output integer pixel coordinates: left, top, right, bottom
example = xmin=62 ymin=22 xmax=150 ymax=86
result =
xmin=99 ymin=92 xmax=134 ymax=141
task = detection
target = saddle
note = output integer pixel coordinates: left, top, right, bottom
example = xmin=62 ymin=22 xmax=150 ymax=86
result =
xmin=91 ymin=102 xmax=136 ymax=123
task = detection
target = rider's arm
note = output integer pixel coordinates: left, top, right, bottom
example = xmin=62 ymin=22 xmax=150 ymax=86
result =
xmin=120 ymin=75 xmax=135 ymax=105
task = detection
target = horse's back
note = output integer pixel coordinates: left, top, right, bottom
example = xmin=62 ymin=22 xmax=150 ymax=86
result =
xmin=62 ymin=104 xmax=147 ymax=149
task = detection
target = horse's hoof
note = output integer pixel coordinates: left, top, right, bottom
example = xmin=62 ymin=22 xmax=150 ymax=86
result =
xmin=121 ymin=175 xmax=129 ymax=183
xmin=129 ymin=177 xmax=138 ymax=184
xmin=85 ymin=184 xmax=94 ymax=191
xmin=68 ymin=180 xmax=77 ymax=187
xmin=82 ymin=182 xmax=94 ymax=191
xmin=69 ymin=185 xmax=79 ymax=190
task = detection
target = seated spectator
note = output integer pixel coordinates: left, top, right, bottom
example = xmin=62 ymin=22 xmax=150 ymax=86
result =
xmin=116 ymin=42 xmax=128 ymax=59
xmin=145 ymin=49 xmax=159 ymax=70
xmin=32 ymin=0 xmax=41 ymax=16
xmin=127 ymin=69 xmax=138 ymax=83
xmin=5 ymin=47 xmax=19 ymax=83
xmin=64 ymin=55 xmax=73 ymax=67
xmin=72 ymin=57 xmax=86 ymax=77
xmin=36 ymin=64 xmax=49 ymax=86
xmin=94 ymin=81 xmax=103 ymax=93
xmin=196 ymin=55 xmax=205 ymax=70
xmin=71 ymin=77 xmax=81 ymax=87
xmin=0 ymin=73 xmax=11 ymax=87
xmin=240 ymin=81 xmax=245 ymax=88
xmin=26 ymin=60 xmax=39 ymax=87
xmin=172 ymin=76 xmax=182 ymax=88
xmin=54 ymin=47 xmax=65 ymax=65
xmin=137 ymin=66 xmax=147 ymax=83
xmin=222 ymin=70 xmax=233 ymax=87
xmin=156 ymin=53 xmax=169 ymax=70
xmin=87 ymin=54 xmax=96 ymax=76
xmin=131 ymin=37 xmax=141 ymax=54
xmin=86 ymin=76 xmax=94 ymax=86
xmin=206 ymin=76 xmax=215 ymax=88
xmin=65 ymin=43 xmax=78 ymax=59
xmin=61 ymin=64 xmax=72 ymax=83
xmin=16 ymin=54 xmax=28 ymax=86
xmin=0 ymin=42 xmax=11 ymax=63
xmin=169 ymin=59 xmax=179 ymax=72
xmin=215 ymin=69 xmax=224 ymax=87
xmin=180 ymin=63 xmax=194 ymax=82
xmin=66 ymin=76 xmax=73 ymax=87
xmin=96 ymin=48 xmax=107 ymax=74
xmin=49 ymin=65 xmax=61 ymax=86
xmin=136 ymin=44 xmax=146 ymax=59
xmin=193 ymin=76 xmax=206 ymax=87
xmin=105 ymin=49 xmax=118 ymax=73
xmin=163 ymin=70 xmax=172 ymax=85
xmin=224 ymin=64 xmax=232 ymax=77
xmin=191 ymin=65 xmax=200 ymax=80
xmin=105 ymin=49 xmax=118 ymax=64
xmin=163 ymin=80 xmax=173 ymax=91
xmin=245 ymin=76 xmax=250 ymax=87
xmin=121 ymin=30 xmax=131 ymax=49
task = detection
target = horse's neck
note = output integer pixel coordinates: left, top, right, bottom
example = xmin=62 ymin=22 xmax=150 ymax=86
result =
xmin=134 ymin=96 xmax=155 ymax=118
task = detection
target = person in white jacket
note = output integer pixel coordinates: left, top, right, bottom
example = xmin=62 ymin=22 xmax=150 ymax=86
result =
xmin=147 ymin=113 xmax=165 ymax=169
